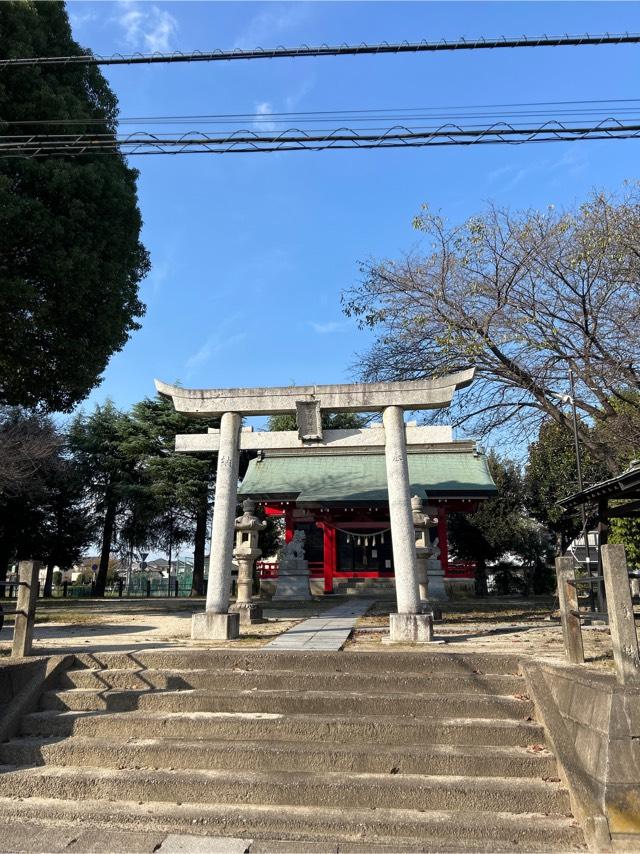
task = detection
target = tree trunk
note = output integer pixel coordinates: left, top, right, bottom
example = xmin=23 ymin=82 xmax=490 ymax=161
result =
xmin=43 ymin=561 xmax=55 ymax=598
xmin=475 ymin=557 xmax=488 ymax=597
xmin=192 ymin=496 xmax=207 ymax=597
xmin=95 ymin=498 xmax=116 ymax=597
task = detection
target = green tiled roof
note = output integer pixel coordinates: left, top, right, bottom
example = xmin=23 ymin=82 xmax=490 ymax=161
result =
xmin=238 ymin=452 xmax=496 ymax=504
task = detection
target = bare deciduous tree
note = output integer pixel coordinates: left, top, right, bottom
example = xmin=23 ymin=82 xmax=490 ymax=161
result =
xmin=0 ymin=408 xmax=60 ymax=498
xmin=343 ymin=186 xmax=640 ymax=471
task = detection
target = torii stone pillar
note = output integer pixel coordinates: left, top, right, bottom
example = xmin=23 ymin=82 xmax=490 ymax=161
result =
xmin=156 ymin=371 xmax=475 ymax=643
xmin=384 ymin=406 xmax=433 ymax=643
xmin=192 ymin=411 xmax=241 ymax=640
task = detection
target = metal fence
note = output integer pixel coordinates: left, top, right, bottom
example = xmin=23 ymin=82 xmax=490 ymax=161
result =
xmin=0 ymin=576 xmax=207 ymax=600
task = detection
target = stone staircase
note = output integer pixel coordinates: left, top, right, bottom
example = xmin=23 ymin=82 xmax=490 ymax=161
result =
xmin=0 ymin=650 xmax=586 ymax=852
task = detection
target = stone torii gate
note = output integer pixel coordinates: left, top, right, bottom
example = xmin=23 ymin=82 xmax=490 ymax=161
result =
xmin=156 ymin=370 xmax=474 ymax=642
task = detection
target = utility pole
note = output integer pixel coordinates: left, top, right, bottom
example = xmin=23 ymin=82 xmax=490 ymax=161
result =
xmin=568 ymin=370 xmax=601 ymax=611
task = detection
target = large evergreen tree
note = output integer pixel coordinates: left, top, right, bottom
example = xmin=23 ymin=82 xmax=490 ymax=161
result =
xmin=0 ymin=1 xmax=150 ymax=411
xmin=67 ymin=402 xmax=137 ymax=596
xmin=125 ymin=395 xmax=217 ymax=596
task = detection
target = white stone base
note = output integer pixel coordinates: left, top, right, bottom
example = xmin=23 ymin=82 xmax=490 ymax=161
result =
xmin=191 ymin=611 xmax=240 ymax=640
xmin=389 ymin=612 xmax=434 ymax=644
xmin=229 ymin=601 xmax=264 ymax=624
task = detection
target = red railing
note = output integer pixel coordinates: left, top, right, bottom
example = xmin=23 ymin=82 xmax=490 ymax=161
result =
xmin=256 ymin=561 xmax=279 ymax=578
xmin=257 ymin=561 xmax=324 ymax=579
xmin=257 ymin=560 xmax=477 ymax=581
xmin=446 ymin=561 xmax=476 ymax=579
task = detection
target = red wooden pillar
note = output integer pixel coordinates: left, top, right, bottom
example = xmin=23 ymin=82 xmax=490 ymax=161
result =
xmin=438 ymin=506 xmax=449 ymax=575
xmin=322 ymin=523 xmax=336 ymax=594
xmin=284 ymin=507 xmax=294 ymax=543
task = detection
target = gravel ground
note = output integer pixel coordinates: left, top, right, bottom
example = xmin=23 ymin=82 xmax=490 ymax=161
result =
xmin=0 ymin=594 xmax=629 ymax=668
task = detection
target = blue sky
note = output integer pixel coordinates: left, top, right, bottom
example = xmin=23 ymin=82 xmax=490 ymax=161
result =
xmin=68 ymin=1 xmax=639 ymax=432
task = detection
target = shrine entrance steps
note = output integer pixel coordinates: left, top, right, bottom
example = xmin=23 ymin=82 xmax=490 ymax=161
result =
xmin=0 ymin=649 xmax=585 ymax=852
xmin=332 ymin=578 xmax=397 ymax=595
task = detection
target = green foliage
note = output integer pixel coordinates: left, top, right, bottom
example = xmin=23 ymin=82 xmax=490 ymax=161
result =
xmin=68 ymin=395 xmax=218 ymax=597
xmin=593 ymin=391 xmax=640 ymax=472
xmin=268 ymin=412 xmax=366 ymax=431
xmin=610 ymin=518 xmax=640 ymax=567
xmin=524 ymin=420 xmax=608 ymax=541
xmin=449 ymin=453 xmax=554 ymax=596
xmin=67 ymin=401 xmax=139 ymax=594
xmin=125 ymin=395 xmax=217 ymax=594
xmin=0 ymin=2 xmax=150 ymax=411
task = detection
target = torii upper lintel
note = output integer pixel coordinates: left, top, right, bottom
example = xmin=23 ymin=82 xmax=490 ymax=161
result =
xmin=154 ymin=370 xmax=475 ymax=417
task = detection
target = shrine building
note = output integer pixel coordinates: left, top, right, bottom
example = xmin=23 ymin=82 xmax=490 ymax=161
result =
xmin=238 ymin=424 xmax=496 ymax=596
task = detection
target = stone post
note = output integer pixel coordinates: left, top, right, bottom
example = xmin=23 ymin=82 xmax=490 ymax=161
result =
xmin=11 ymin=560 xmax=38 ymax=658
xmin=601 ymin=544 xmax=640 ymax=685
xmin=230 ymin=499 xmax=266 ymax=625
xmin=383 ymin=406 xmax=433 ymax=643
xmin=192 ymin=411 xmax=241 ymax=640
xmin=556 ymin=557 xmax=585 ymax=665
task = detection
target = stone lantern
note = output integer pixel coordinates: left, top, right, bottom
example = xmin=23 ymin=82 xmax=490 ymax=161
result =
xmin=230 ymin=499 xmax=266 ymax=624
xmin=411 ymin=495 xmax=446 ymax=612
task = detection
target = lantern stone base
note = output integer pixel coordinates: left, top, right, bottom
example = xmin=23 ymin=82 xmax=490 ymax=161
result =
xmin=230 ymin=601 xmax=264 ymax=624
xmin=388 ymin=612 xmax=434 ymax=644
xmin=191 ymin=611 xmax=240 ymax=640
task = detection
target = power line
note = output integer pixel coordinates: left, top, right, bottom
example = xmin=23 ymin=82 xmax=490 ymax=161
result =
xmin=2 ymin=120 xmax=639 ymax=158
xmin=1 ymin=32 xmax=638 ymax=68
xmin=4 ymin=99 xmax=640 ymax=130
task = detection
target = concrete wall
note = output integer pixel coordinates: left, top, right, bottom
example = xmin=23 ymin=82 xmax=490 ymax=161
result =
xmin=539 ymin=661 xmax=640 ymax=841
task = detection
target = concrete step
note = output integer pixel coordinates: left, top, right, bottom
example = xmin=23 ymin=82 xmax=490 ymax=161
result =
xmin=0 ymin=765 xmax=571 ymax=814
xmin=69 ymin=649 xmax=522 ymax=675
xmin=58 ymin=666 xmax=525 ymax=696
xmin=0 ymin=736 xmax=558 ymax=779
xmin=40 ymin=688 xmax=535 ymax=719
xmin=0 ymin=797 xmax=586 ymax=852
xmin=21 ymin=709 xmax=545 ymax=747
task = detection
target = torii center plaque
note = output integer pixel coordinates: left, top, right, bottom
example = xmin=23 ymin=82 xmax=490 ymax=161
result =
xmin=156 ymin=371 xmax=475 ymax=642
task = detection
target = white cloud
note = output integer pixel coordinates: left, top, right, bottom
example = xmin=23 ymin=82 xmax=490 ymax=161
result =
xmin=254 ymin=102 xmax=277 ymax=133
xmin=185 ymin=331 xmax=248 ymax=372
xmin=310 ymin=321 xmax=349 ymax=334
xmin=233 ymin=4 xmax=311 ymax=50
xmin=116 ymin=1 xmax=178 ymax=52
xmin=486 ymin=147 xmax=589 ymax=194
xmin=284 ymin=76 xmax=315 ymax=112
xmin=69 ymin=9 xmax=97 ymax=30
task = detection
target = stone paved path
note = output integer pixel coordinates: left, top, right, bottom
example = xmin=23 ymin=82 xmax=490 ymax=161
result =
xmin=265 ymin=599 xmax=373 ymax=651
